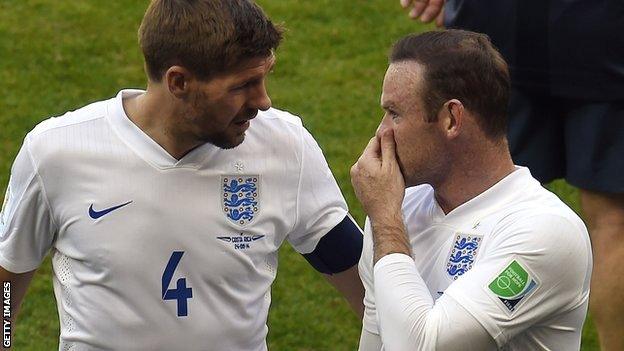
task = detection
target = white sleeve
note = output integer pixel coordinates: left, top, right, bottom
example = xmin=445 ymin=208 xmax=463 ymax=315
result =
xmin=372 ymin=214 xmax=590 ymax=350
xmin=374 ymin=254 xmax=496 ymax=351
xmin=0 ymin=138 xmax=56 ymax=273
xmin=286 ymin=127 xmax=348 ymax=254
xmin=443 ymin=214 xmax=591 ymax=347
xmin=359 ymin=218 xmax=380 ymax=335
xmin=359 ymin=328 xmax=383 ymax=351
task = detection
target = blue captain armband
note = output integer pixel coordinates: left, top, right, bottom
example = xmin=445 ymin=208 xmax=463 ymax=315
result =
xmin=302 ymin=215 xmax=363 ymax=275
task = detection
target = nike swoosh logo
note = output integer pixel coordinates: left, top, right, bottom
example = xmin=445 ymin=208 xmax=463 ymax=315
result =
xmin=88 ymin=201 xmax=133 ymax=219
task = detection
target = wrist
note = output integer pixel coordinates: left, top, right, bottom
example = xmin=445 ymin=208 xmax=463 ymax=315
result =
xmin=370 ymin=214 xmax=411 ymax=264
xmin=368 ymin=208 xmax=404 ymax=233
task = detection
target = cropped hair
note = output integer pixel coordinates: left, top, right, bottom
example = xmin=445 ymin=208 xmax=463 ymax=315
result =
xmin=139 ymin=0 xmax=283 ymax=82
xmin=390 ymin=30 xmax=510 ymax=139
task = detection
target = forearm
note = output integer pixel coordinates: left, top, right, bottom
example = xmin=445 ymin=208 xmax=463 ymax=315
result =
xmin=0 ymin=267 xmax=35 ymax=322
xmin=373 ymin=254 xmax=495 ymax=351
xmin=370 ymin=212 xmax=411 ymax=264
xmin=0 ymin=266 xmax=35 ymax=350
xmin=324 ymin=265 xmax=365 ymax=318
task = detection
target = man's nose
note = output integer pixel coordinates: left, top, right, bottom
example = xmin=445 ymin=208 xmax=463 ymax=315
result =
xmin=249 ymin=83 xmax=272 ymax=111
xmin=376 ymin=115 xmax=392 ymax=138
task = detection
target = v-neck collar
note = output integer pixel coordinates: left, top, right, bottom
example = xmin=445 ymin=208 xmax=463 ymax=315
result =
xmin=107 ymin=89 xmax=217 ymax=169
xmin=429 ymin=167 xmax=536 ymax=227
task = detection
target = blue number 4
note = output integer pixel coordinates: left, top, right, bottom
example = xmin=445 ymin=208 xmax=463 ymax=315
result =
xmin=162 ymin=251 xmax=193 ymax=317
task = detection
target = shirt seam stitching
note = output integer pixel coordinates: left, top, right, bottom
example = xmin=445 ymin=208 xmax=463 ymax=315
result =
xmin=25 ymin=137 xmax=60 ymax=233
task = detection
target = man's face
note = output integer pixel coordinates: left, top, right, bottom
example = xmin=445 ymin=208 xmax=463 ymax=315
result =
xmin=379 ymin=61 xmax=449 ymax=187
xmin=182 ymin=55 xmax=276 ymax=149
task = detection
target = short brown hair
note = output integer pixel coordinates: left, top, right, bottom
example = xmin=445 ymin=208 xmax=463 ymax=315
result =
xmin=139 ymin=0 xmax=283 ymax=82
xmin=390 ymin=30 xmax=510 ymax=139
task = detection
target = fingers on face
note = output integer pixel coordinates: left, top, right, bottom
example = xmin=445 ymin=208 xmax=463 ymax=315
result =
xmin=352 ymin=137 xmax=379 ymax=178
xmin=362 ymin=136 xmax=381 ymax=159
xmin=379 ymin=129 xmax=397 ymax=165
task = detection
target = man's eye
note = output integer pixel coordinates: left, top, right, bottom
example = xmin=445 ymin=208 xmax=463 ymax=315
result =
xmin=234 ymin=82 xmax=249 ymax=90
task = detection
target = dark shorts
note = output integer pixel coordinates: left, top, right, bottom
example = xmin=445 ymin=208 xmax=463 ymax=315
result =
xmin=507 ymin=89 xmax=624 ymax=193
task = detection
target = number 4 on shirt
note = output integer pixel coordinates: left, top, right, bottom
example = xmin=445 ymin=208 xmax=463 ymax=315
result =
xmin=162 ymin=251 xmax=193 ymax=317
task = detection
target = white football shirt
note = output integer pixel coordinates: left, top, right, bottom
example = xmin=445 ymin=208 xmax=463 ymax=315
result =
xmin=359 ymin=167 xmax=592 ymax=350
xmin=0 ymin=90 xmax=349 ymax=350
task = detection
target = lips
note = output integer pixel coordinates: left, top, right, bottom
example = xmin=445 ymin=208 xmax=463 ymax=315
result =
xmin=231 ymin=109 xmax=257 ymax=133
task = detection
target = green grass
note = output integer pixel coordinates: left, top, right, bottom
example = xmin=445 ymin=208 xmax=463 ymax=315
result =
xmin=0 ymin=1 xmax=599 ymax=350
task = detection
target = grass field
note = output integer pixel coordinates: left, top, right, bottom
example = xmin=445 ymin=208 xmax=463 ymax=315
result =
xmin=0 ymin=1 xmax=599 ymax=350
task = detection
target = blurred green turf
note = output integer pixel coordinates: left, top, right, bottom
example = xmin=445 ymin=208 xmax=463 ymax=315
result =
xmin=0 ymin=0 xmax=599 ymax=350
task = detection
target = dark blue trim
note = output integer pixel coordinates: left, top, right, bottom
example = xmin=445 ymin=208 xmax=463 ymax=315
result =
xmin=302 ymin=215 xmax=363 ymax=274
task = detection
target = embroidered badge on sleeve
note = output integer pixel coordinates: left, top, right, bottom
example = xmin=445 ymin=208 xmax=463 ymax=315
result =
xmin=487 ymin=258 xmax=539 ymax=315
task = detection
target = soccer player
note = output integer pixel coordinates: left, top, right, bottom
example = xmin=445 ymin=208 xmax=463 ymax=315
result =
xmin=0 ymin=1 xmax=363 ymax=349
xmin=351 ymin=30 xmax=592 ymax=350
xmin=400 ymin=1 xmax=624 ymax=349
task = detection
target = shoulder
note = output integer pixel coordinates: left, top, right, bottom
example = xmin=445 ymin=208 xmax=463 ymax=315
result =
xmin=26 ymin=98 xmax=111 ymax=147
xmin=486 ymin=189 xmax=591 ymax=290
xmin=494 ymin=183 xmax=588 ymax=246
xmin=28 ymin=98 xmax=110 ymax=140
xmin=253 ymin=108 xmax=304 ymax=139
xmin=24 ymin=97 xmax=113 ymax=165
xmin=248 ymin=107 xmax=326 ymax=158
xmin=256 ymin=107 xmax=303 ymax=127
xmin=246 ymin=108 xmax=307 ymax=147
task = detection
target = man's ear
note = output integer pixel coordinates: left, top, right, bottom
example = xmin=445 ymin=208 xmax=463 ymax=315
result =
xmin=438 ymin=99 xmax=464 ymax=139
xmin=164 ymin=66 xmax=193 ymax=98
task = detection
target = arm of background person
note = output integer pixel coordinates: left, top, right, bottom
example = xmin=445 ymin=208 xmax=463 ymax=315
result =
xmin=399 ymin=0 xmax=445 ymax=27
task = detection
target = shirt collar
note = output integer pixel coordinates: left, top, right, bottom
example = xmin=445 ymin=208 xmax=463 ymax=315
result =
xmin=431 ymin=166 xmax=538 ymax=227
xmin=107 ymin=89 xmax=216 ymax=169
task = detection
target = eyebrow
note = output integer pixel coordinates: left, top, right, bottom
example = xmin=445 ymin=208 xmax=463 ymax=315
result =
xmin=381 ymin=102 xmax=398 ymax=111
xmin=240 ymin=58 xmax=276 ymax=82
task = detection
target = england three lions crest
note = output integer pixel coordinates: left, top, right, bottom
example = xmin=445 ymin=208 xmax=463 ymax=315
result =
xmin=446 ymin=233 xmax=482 ymax=280
xmin=222 ymin=176 xmax=259 ymax=227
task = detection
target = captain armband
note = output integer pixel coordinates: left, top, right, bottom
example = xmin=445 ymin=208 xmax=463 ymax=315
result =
xmin=302 ymin=215 xmax=363 ymax=275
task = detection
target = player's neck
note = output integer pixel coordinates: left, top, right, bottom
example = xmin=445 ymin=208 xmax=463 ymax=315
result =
xmin=433 ymin=139 xmax=515 ymax=214
xmin=123 ymin=87 xmax=202 ymax=160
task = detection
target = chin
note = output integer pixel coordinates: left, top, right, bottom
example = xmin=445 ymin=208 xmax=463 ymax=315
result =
xmin=210 ymin=134 xmax=246 ymax=150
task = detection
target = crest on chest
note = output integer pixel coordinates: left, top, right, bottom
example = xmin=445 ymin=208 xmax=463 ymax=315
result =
xmin=445 ymin=233 xmax=483 ymax=280
xmin=221 ymin=175 xmax=259 ymax=227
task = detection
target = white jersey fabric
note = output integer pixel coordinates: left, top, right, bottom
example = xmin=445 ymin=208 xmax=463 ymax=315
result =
xmin=0 ymin=89 xmax=349 ymax=351
xmin=359 ymin=167 xmax=592 ymax=351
